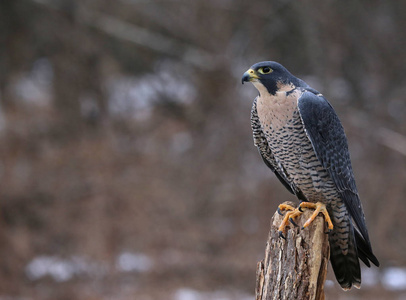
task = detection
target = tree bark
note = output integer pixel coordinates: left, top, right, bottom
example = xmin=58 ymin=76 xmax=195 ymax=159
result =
xmin=255 ymin=201 xmax=330 ymax=300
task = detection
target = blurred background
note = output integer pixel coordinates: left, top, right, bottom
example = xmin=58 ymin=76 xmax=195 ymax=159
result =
xmin=1 ymin=0 xmax=406 ymax=299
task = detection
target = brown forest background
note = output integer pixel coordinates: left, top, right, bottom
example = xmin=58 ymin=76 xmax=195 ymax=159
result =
xmin=1 ymin=1 xmax=406 ymax=299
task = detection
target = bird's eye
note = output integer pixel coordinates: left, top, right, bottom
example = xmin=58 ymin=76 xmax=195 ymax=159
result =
xmin=259 ymin=67 xmax=272 ymax=74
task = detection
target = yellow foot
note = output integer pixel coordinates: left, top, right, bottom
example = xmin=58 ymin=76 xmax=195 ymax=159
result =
xmin=277 ymin=204 xmax=303 ymax=239
xmin=299 ymin=202 xmax=334 ymax=232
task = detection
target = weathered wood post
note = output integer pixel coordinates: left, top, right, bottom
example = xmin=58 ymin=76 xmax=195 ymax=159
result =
xmin=255 ymin=201 xmax=330 ymax=300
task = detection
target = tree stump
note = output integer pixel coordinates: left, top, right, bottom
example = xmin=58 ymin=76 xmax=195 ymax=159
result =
xmin=255 ymin=201 xmax=330 ymax=300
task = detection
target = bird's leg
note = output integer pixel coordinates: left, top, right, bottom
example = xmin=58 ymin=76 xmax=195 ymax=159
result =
xmin=277 ymin=204 xmax=303 ymax=239
xmin=299 ymin=202 xmax=334 ymax=232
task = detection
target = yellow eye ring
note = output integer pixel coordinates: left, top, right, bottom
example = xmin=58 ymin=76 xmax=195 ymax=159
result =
xmin=258 ymin=67 xmax=272 ymax=74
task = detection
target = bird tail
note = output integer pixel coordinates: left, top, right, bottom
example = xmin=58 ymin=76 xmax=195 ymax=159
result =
xmin=329 ymin=206 xmax=361 ymax=290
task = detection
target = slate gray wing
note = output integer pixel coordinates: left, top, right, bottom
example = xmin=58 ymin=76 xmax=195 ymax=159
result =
xmin=251 ymin=97 xmax=295 ymax=195
xmin=296 ymin=91 xmax=373 ymax=251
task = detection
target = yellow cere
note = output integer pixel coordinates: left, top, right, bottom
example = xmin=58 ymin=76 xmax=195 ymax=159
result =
xmin=246 ymin=69 xmax=260 ymax=79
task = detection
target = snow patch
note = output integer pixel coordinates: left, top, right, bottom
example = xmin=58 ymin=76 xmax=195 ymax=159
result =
xmin=25 ymin=255 xmax=105 ymax=282
xmin=116 ymin=252 xmax=153 ymax=272
xmin=382 ymin=267 xmax=406 ymax=291
xmin=13 ymin=58 xmax=53 ymax=106
xmin=107 ymin=62 xmax=195 ymax=120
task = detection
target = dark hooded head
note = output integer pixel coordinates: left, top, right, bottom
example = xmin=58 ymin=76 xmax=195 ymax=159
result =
xmin=242 ymin=61 xmax=304 ymax=95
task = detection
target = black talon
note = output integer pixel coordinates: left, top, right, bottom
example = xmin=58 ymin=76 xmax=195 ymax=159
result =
xmin=278 ymin=231 xmax=286 ymax=239
xmin=298 ymin=206 xmax=304 ymax=212
xmin=289 ymin=218 xmax=298 ymax=227
xmin=277 ymin=207 xmax=284 ymax=216
xmin=301 ymin=226 xmax=305 ymax=230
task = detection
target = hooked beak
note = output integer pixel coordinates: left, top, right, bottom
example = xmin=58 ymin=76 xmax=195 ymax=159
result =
xmin=241 ymin=68 xmax=259 ymax=84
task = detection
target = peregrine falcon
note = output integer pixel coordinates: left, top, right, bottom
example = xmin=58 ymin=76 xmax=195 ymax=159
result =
xmin=242 ymin=61 xmax=379 ymax=290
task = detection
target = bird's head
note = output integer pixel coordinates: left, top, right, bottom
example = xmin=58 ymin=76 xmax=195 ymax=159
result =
xmin=242 ymin=61 xmax=299 ymax=95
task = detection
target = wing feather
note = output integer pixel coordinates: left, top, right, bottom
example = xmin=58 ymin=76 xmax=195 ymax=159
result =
xmin=297 ymin=91 xmax=374 ymax=253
